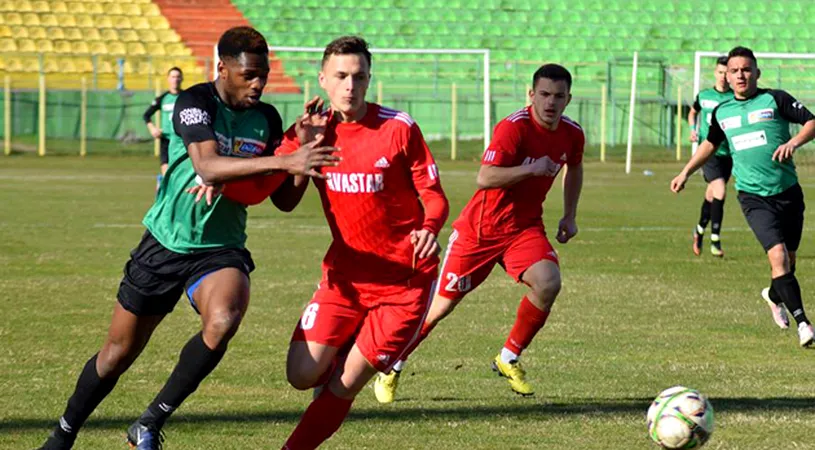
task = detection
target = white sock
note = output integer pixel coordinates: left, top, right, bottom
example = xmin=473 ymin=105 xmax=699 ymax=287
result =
xmin=711 ymin=233 xmax=720 ymax=242
xmin=500 ymin=347 xmax=519 ymax=364
xmin=392 ymin=360 xmax=405 ymax=372
xmin=696 ymin=224 xmax=705 ymax=234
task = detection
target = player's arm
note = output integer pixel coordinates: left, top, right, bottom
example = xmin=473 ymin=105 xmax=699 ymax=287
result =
xmin=144 ymin=93 xmax=164 ymax=139
xmin=476 ymin=122 xmax=559 ymax=189
xmin=770 ymin=90 xmax=815 ymax=162
xmin=688 ymin=95 xmax=701 ymax=143
xmin=671 ymin=108 xmax=723 ymax=193
xmin=269 ymin=175 xmax=308 ymax=212
xmin=407 ymin=123 xmax=450 ymax=259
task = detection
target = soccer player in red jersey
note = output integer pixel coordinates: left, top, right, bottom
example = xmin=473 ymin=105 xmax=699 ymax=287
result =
xmin=374 ymin=64 xmax=584 ymax=402
xmin=278 ymin=36 xmax=449 ymax=450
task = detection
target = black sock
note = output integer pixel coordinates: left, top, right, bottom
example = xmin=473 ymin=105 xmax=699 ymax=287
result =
xmin=772 ymin=272 xmax=810 ymax=325
xmin=52 ymin=354 xmax=120 ymax=443
xmin=139 ymin=332 xmax=225 ymax=429
xmin=710 ymin=198 xmax=724 ymax=238
xmin=768 ymin=263 xmax=796 ymax=304
xmin=698 ymin=200 xmax=712 ymax=230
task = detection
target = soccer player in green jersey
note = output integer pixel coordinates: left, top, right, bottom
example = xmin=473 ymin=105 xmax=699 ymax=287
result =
xmin=37 ymin=27 xmax=338 ymax=450
xmin=688 ymin=56 xmax=734 ymax=257
xmin=143 ymin=67 xmax=184 ymax=185
xmin=672 ymin=46 xmax=815 ymax=348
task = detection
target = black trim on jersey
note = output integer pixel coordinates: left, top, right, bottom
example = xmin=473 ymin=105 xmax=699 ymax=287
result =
xmin=705 ymin=102 xmax=729 ymax=148
xmin=767 ymin=89 xmax=815 ymax=125
xmin=143 ymin=91 xmax=169 ymax=123
xmin=692 ymin=94 xmax=701 ymax=112
xmin=173 ymin=83 xmax=220 ymax=147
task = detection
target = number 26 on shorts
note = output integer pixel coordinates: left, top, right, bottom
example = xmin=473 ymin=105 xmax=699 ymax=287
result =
xmin=301 ymin=303 xmax=319 ymax=330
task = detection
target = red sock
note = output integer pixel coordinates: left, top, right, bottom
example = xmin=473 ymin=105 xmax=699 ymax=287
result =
xmin=504 ymin=296 xmax=550 ymax=356
xmin=282 ymin=389 xmax=354 ymax=450
xmin=399 ymin=320 xmax=437 ymax=364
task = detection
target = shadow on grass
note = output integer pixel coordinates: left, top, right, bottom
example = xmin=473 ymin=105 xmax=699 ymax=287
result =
xmin=3 ymin=397 xmax=815 ymax=432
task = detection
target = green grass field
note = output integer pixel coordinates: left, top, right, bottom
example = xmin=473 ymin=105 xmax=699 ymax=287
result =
xmin=2 ymin=153 xmax=815 ymax=449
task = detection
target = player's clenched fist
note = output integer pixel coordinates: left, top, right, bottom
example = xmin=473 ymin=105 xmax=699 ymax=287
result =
xmin=670 ymin=173 xmax=688 ymax=193
xmin=282 ymin=134 xmax=341 ymax=178
xmin=530 ymin=155 xmax=561 ymax=177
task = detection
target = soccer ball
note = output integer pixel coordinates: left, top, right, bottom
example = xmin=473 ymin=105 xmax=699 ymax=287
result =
xmin=646 ymin=386 xmax=714 ymax=449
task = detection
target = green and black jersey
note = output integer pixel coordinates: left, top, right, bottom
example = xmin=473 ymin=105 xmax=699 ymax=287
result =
xmin=707 ymin=89 xmax=815 ymax=197
xmin=143 ymin=82 xmax=284 ymax=253
xmin=692 ymin=87 xmax=734 ymax=156
xmin=143 ymin=91 xmax=181 ymax=138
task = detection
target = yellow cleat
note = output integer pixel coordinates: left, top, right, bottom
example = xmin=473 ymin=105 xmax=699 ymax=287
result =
xmin=491 ymin=355 xmax=534 ymax=396
xmin=373 ymin=370 xmax=401 ymax=404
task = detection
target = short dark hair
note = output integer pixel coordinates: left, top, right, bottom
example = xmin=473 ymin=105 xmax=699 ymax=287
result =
xmin=167 ymin=66 xmax=183 ymax=76
xmin=322 ymin=36 xmax=372 ymax=68
xmin=716 ymin=56 xmax=728 ymax=66
xmin=532 ymin=64 xmax=572 ymax=90
xmin=218 ymin=26 xmax=268 ymax=60
xmin=727 ymin=46 xmax=757 ymax=64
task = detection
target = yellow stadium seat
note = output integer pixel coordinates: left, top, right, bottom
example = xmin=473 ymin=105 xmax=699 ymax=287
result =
xmin=58 ymin=14 xmax=76 ymax=27
xmin=65 ymin=2 xmax=85 ymax=13
xmin=126 ymin=41 xmax=145 ymax=55
xmin=0 ymin=58 xmax=5 ymax=71
xmin=147 ymin=16 xmax=167 ymax=30
xmin=89 ymin=41 xmax=107 ymax=54
xmin=16 ymin=0 xmax=32 ymax=12
xmin=46 ymin=26 xmax=64 ymax=40
xmin=83 ymin=28 xmax=100 ymax=40
xmin=137 ymin=29 xmax=157 ymax=42
xmin=74 ymin=57 xmax=92 ymax=72
xmin=157 ymin=30 xmax=180 ymax=43
xmin=70 ymin=40 xmax=88 ymax=53
xmin=97 ymin=60 xmax=113 ymax=73
xmin=83 ymin=2 xmax=102 ymax=14
xmin=146 ymin=42 xmax=165 ymax=55
xmin=60 ymin=59 xmax=78 ymax=73
xmin=28 ymin=26 xmax=46 ymax=39
xmin=122 ymin=60 xmax=135 ymax=74
xmin=5 ymin=13 xmax=23 ymax=25
xmin=17 ymin=39 xmax=35 ymax=52
xmin=63 ymin=27 xmax=82 ymax=40
xmin=166 ymin=43 xmax=188 ymax=56
xmin=36 ymin=39 xmax=52 ymax=52
xmin=43 ymin=58 xmax=60 ymax=73
xmin=100 ymin=28 xmax=119 ymax=41
xmin=132 ymin=17 xmax=150 ymax=30
xmin=103 ymin=3 xmax=122 ymax=15
xmin=75 ymin=14 xmax=93 ymax=28
xmin=22 ymin=13 xmax=40 ymax=25
xmin=11 ymin=25 xmax=28 ymax=38
xmin=53 ymin=40 xmax=71 ymax=53
xmin=93 ymin=15 xmax=112 ymax=28
xmin=0 ymin=37 xmax=17 ymax=52
xmin=108 ymin=41 xmax=125 ymax=54
xmin=139 ymin=3 xmax=160 ymax=16
xmin=122 ymin=4 xmax=140 ymax=16
xmin=50 ymin=1 xmax=67 ymax=13
xmin=114 ymin=16 xmax=132 ymax=29
xmin=4 ymin=57 xmax=23 ymax=72
xmin=38 ymin=13 xmax=58 ymax=27
xmin=0 ymin=25 xmax=10 ymax=37
xmin=120 ymin=29 xmax=139 ymax=42
xmin=32 ymin=1 xmax=49 ymax=12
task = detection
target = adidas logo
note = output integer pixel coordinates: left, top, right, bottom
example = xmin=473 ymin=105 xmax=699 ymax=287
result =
xmin=374 ymin=157 xmax=390 ymax=169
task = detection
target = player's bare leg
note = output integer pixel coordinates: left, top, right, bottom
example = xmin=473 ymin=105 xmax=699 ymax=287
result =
xmin=38 ymin=305 xmax=165 ymax=450
xmin=286 ymin=341 xmax=341 ymax=391
xmin=708 ymin=178 xmax=726 ymax=257
xmin=130 ymin=268 xmax=250 ymax=449
xmin=284 ymin=344 xmax=378 ymax=449
xmin=493 ymin=259 xmax=561 ymax=396
xmin=766 ymin=245 xmax=813 ymax=346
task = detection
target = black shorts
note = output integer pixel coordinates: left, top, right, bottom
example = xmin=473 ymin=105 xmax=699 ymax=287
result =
xmin=159 ymin=137 xmax=170 ymax=165
xmin=702 ymin=155 xmax=732 ymax=183
xmin=738 ymin=184 xmax=805 ymax=252
xmin=117 ymin=230 xmax=255 ymax=316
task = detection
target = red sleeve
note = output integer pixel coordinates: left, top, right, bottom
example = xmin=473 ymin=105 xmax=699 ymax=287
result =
xmin=482 ymin=119 xmax=521 ymax=167
xmin=221 ymin=125 xmax=300 ymax=206
xmin=406 ymin=123 xmax=449 ymax=236
xmin=568 ymin=125 xmax=585 ymax=166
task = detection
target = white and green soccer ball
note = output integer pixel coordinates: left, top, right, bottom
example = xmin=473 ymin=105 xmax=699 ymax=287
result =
xmin=646 ymin=386 xmax=714 ymax=449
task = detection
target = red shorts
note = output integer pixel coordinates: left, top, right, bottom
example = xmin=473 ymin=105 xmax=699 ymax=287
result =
xmin=437 ymin=225 xmax=558 ymax=301
xmin=290 ymin=274 xmax=435 ymax=372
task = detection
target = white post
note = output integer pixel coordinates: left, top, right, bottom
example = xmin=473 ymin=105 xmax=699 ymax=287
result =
xmin=483 ymin=50 xmax=491 ymax=151
xmin=625 ymin=51 xmax=638 ymax=174
xmin=212 ymin=45 xmax=218 ymax=81
xmin=692 ymin=51 xmax=702 ymax=155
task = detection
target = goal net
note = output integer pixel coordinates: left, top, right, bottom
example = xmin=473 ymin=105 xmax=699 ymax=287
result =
xmin=214 ymin=45 xmax=491 ymax=159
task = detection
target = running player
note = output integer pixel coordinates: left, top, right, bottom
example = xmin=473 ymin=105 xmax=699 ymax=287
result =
xmin=374 ymin=64 xmax=584 ymax=402
xmin=36 ymin=27 xmax=338 ymax=450
xmin=278 ymin=36 xmax=449 ymax=449
xmin=671 ymin=46 xmax=815 ymax=347
xmin=143 ymin=67 xmax=183 ymax=187
xmin=689 ymin=56 xmax=734 ymax=257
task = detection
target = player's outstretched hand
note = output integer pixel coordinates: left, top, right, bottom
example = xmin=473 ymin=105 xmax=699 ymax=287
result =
xmin=530 ymin=155 xmax=561 ymax=177
xmin=186 ymin=182 xmax=224 ymax=206
xmin=772 ymin=142 xmax=796 ymax=162
xmin=284 ymin=134 xmax=341 ymax=179
xmin=410 ymin=229 xmax=440 ymax=260
xmin=296 ymin=96 xmax=328 ymax=144
xmin=556 ymin=216 xmax=578 ymax=243
xmin=689 ymin=130 xmax=698 ymax=143
xmin=670 ymin=173 xmax=688 ymax=193
xmin=150 ymin=128 xmax=163 ymax=139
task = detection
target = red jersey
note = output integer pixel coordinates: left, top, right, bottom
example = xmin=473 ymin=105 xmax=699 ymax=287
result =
xmin=278 ymin=103 xmax=449 ymax=285
xmin=454 ymin=107 xmax=584 ymax=240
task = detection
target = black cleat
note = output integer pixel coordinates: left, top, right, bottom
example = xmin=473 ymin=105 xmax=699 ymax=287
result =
xmin=126 ymin=421 xmax=164 ymax=450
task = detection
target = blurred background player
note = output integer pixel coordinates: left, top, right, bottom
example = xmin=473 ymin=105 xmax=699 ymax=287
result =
xmin=279 ymin=36 xmax=449 ymax=449
xmin=671 ymin=46 xmax=815 ymax=348
xmin=36 ymin=27 xmax=338 ymax=450
xmin=143 ymin=67 xmax=184 ymax=188
xmin=688 ymin=56 xmax=733 ymax=257
xmin=374 ymin=64 xmax=584 ymax=402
